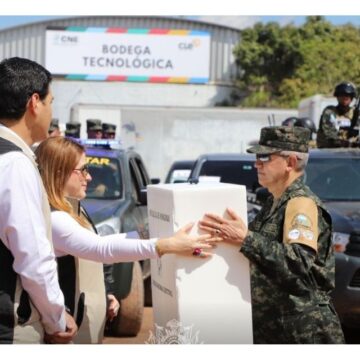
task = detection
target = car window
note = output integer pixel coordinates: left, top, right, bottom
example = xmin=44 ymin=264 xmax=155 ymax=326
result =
xmin=86 ymin=155 xmax=122 ymax=199
xmin=199 ymin=160 xmax=259 ymax=191
xmin=168 ymin=169 xmax=192 ymax=183
xmin=305 ymin=157 xmax=360 ymax=201
xmin=134 ymin=157 xmax=150 ymax=186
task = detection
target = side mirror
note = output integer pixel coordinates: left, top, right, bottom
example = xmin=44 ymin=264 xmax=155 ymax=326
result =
xmin=151 ymin=178 xmax=161 ymax=185
xmin=256 ymin=187 xmax=270 ymax=206
xmin=139 ymin=188 xmax=147 ymax=206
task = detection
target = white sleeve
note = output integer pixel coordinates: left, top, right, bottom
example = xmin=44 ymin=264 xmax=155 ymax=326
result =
xmin=0 ymin=152 xmax=66 ymax=334
xmin=51 ymin=211 xmax=158 ymax=263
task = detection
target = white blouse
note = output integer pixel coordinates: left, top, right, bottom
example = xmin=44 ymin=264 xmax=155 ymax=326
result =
xmin=51 ymin=210 xmax=158 ymax=262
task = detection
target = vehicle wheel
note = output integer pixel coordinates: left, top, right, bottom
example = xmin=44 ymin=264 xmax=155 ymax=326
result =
xmin=110 ymin=261 xmax=144 ymax=336
xmin=144 ymin=276 xmax=153 ymax=307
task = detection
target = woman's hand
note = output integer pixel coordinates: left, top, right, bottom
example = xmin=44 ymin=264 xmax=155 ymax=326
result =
xmin=156 ymin=222 xmax=221 ymax=258
xmin=199 ymin=208 xmax=248 ymax=247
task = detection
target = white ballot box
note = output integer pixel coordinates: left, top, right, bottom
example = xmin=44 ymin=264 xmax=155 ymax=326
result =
xmin=147 ymin=182 xmax=253 ymax=344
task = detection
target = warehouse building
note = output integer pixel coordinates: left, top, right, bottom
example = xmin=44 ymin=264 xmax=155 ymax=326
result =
xmin=0 ymin=16 xmax=296 ymax=179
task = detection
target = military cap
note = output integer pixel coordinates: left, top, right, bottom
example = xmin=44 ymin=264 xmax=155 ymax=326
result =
xmin=48 ymin=118 xmax=59 ymax=132
xmin=66 ymin=122 xmax=81 ymax=131
xmin=86 ymin=119 xmax=102 ymax=132
xmin=64 ymin=128 xmax=79 ymax=138
xmin=64 ymin=122 xmax=81 ymax=138
xmin=102 ymin=123 xmax=116 ymax=134
xmin=247 ymin=126 xmax=310 ymax=154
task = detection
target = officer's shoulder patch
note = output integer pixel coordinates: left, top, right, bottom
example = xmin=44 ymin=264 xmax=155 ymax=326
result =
xmin=283 ymin=197 xmax=318 ymax=252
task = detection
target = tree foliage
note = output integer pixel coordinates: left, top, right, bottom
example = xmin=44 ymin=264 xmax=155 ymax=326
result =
xmin=233 ymin=16 xmax=360 ymax=108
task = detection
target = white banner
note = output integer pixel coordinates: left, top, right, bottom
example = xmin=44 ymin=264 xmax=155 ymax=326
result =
xmin=45 ymin=28 xmax=210 ymax=83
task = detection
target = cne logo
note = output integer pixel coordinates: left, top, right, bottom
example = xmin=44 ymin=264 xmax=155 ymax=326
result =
xmin=53 ymin=34 xmax=78 ymax=46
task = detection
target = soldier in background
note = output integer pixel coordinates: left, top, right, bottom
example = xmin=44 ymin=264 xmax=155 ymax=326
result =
xmin=317 ymin=82 xmax=357 ymax=148
xmin=200 ymin=126 xmax=345 ymax=344
xmin=65 ymin=122 xmax=81 ymax=139
xmin=102 ymin=123 xmax=116 ymax=139
xmin=87 ymin=119 xmax=103 ymax=139
xmin=48 ymin=118 xmax=61 ymax=137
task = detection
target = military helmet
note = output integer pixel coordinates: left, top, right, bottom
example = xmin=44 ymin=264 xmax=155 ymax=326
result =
xmin=281 ymin=117 xmax=298 ymax=127
xmin=294 ymin=117 xmax=316 ymax=139
xmin=334 ymin=82 xmax=356 ymax=98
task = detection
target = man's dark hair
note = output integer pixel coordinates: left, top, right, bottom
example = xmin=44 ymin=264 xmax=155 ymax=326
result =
xmin=0 ymin=57 xmax=52 ymax=120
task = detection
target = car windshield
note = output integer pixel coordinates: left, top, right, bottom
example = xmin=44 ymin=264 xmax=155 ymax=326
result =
xmin=168 ymin=169 xmax=192 ymax=183
xmin=305 ymin=157 xmax=360 ymax=201
xmin=85 ymin=155 xmax=122 ymax=199
xmin=199 ymin=160 xmax=259 ymax=192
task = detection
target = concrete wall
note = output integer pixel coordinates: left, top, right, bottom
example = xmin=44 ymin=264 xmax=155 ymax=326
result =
xmin=99 ymin=106 xmax=296 ymax=181
xmin=53 ymin=81 xmax=296 ymax=181
xmin=52 ymin=80 xmax=234 ymax=125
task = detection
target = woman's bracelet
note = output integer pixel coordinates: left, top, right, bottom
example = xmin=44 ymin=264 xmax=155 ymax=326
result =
xmin=155 ymin=241 xmax=164 ymax=257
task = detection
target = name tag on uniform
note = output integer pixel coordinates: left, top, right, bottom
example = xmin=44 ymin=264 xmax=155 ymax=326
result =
xmin=337 ymin=117 xmax=351 ymax=128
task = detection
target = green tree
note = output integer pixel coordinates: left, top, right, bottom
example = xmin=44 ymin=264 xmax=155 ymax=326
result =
xmin=233 ymin=16 xmax=360 ymax=108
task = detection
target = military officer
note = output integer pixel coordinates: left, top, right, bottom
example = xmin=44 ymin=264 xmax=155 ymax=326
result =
xmin=317 ymin=82 xmax=357 ymax=148
xmin=200 ymin=126 xmax=345 ymax=344
xmin=86 ymin=119 xmax=103 ymax=139
xmin=102 ymin=123 xmax=116 ymax=139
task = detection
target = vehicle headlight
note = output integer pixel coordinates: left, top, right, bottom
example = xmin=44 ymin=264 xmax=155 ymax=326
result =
xmin=96 ymin=217 xmax=120 ymax=236
xmin=332 ymin=232 xmax=350 ymax=253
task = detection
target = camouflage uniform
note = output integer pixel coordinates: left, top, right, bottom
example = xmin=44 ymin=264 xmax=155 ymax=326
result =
xmin=316 ymin=105 xmax=355 ymax=148
xmin=245 ymin=126 xmax=345 ymax=344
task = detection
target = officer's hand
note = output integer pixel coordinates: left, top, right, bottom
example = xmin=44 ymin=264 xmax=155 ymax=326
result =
xmin=199 ymin=208 xmax=248 ymax=246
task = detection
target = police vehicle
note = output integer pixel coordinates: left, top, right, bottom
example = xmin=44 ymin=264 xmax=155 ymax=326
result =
xmin=80 ymin=139 xmax=157 ymax=337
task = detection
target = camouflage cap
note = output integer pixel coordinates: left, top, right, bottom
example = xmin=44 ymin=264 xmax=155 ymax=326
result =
xmin=66 ymin=122 xmax=81 ymax=131
xmin=102 ymin=123 xmax=116 ymax=134
xmin=64 ymin=128 xmax=80 ymax=138
xmin=86 ymin=119 xmax=102 ymax=131
xmin=247 ymin=126 xmax=310 ymax=154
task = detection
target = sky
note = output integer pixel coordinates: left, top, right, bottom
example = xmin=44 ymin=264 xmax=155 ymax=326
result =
xmin=2 ymin=15 xmax=360 ymax=31
xmin=2 ymin=1 xmax=360 ymax=30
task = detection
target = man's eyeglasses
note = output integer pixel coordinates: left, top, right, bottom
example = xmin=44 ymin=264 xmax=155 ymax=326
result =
xmin=256 ymin=153 xmax=289 ymax=163
xmin=73 ymin=164 xmax=90 ymax=177
xmin=256 ymin=154 xmax=272 ymax=162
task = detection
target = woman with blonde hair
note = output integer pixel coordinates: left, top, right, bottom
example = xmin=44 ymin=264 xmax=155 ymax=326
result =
xmin=35 ymin=136 xmax=216 ymax=344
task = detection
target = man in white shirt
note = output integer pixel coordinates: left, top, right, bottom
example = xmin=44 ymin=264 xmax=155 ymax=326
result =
xmin=0 ymin=57 xmax=77 ymax=344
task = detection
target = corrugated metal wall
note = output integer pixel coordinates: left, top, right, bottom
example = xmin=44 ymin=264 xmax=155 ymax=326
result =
xmin=0 ymin=16 xmax=240 ymax=84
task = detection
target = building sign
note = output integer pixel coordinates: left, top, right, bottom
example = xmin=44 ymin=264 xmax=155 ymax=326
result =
xmin=45 ymin=27 xmax=210 ymax=84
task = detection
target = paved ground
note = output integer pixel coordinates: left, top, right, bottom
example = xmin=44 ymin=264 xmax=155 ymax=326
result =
xmin=102 ymin=306 xmax=360 ymax=344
